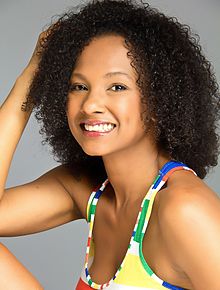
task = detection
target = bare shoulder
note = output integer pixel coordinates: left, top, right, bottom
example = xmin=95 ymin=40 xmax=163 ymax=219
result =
xmin=158 ymin=169 xmax=220 ymax=218
xmin=54 ymin=164 xmax=98 ymax=220
xmin=157 ymin=170 xmax=220 ymax=289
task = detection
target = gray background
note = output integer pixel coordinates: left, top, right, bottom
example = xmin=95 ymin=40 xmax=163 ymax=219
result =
xmin=0 ymin=0 xmax=219 ymax=289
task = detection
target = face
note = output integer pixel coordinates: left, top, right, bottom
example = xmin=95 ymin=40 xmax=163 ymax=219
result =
xmin=66 ymin=34 xmax=153 ymax=156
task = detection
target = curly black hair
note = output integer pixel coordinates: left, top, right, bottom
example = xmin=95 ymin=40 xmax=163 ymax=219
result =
xmin=23 ymin=0 xmax=220 ymax=183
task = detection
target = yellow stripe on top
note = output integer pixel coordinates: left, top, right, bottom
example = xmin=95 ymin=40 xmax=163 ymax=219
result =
xmin=114 ymin=253 xmax=169 ymax=289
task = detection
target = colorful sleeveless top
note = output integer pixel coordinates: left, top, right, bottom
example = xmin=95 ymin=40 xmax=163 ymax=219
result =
xmin=76 ymin=160 xmax=197 ymax=290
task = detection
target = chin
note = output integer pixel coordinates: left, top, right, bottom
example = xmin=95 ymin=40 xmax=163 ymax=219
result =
xmin=86 ymin=152 xmax=103 ymax=156
xmin=82 ymin=147 xmax=104 ymax=156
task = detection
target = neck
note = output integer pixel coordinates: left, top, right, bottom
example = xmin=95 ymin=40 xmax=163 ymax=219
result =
xmin=102 ymin=139 xmax=171 ymax=213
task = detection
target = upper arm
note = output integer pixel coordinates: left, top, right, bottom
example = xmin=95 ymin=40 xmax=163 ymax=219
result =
xmin=0 ymin=165 xmax=83 ymax=237
xmin=159 ymin=186 xmax=220 ymax=290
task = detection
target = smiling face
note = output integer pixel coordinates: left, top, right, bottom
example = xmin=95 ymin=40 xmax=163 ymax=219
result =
xmin=66 ymin=34 xmax=155 ymax=156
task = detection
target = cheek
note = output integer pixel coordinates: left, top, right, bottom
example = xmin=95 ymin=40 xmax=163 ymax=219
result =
xmin=118 ymin=97 xmax=142 ymax=124
xmin=66 ymin=96 xmax=79 ymax=118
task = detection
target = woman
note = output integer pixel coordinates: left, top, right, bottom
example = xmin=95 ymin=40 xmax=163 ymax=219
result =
xmin=0 ymin=0 xmax=220 ymax=289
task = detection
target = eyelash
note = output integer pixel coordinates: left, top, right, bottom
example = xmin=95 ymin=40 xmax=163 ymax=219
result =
xmin=69 ymin=83 xmax=127 ymax=92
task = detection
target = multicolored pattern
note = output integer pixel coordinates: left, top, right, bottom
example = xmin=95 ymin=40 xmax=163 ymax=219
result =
xmin=76 ymin=160 xmax=197 ymax=290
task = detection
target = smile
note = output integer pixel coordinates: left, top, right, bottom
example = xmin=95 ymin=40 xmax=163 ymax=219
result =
xmin=84 ymin=123 xmax=115 ymax=132
xmin=80 ymin=123 xmax=116 ymax=137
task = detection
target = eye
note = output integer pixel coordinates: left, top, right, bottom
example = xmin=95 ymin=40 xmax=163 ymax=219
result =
xmin=111 ymin=84 xmax=127 ymax=91
xmin=69 ymin=84 xmax=88 ymax=91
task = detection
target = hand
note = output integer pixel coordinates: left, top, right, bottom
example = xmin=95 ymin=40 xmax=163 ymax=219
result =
xmin=14 ymin=23 xmax=59 ymax=112
xmin=20 ymin=22 xmax=58 ymax=79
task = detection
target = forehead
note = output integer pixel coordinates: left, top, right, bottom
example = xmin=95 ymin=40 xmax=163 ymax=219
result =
xmin=73 ymin=34 xmax=137 ymax=79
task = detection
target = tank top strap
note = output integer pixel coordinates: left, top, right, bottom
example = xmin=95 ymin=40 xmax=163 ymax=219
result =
xmin=133 ymin=160 xmax=197 ymax=243
xmin=86 ymin=178 xmax=109 ymax=223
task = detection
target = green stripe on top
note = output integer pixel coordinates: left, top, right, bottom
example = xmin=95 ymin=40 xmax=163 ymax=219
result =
xmin=153 ymin=174 xmax=160 ymax=187
xmin=88 ymin=278 xmax=93 ymax=286
xmin=139 ymin=236 xmax=154 ymax=276
xmin=88 ymin=203 xmax=96 ymax=222
xmin=134 ymin=199 xmax=150 ymax=243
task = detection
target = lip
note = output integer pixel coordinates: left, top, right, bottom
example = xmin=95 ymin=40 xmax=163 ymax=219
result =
xmin=82 ymin=129 xmax=115 ymax=137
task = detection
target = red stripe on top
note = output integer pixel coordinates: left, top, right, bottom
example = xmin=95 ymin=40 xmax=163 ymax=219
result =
xmin=162 ymin=166 xmax=183 ymax=182
xmin=76 ymin=277 xmax=93 ymax=290
xmin=88 ymin=237 xmax=92 ymax=247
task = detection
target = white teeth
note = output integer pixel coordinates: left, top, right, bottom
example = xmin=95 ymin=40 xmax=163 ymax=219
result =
xmin=84 ymin=123 xmax=115 ymax=132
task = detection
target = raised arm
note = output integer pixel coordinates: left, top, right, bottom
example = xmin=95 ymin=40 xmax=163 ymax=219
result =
xmin=0 ymin=31 xmax=85 ymax=238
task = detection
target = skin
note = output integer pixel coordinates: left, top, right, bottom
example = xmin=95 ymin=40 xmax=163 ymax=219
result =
xmin=66 ymin=34 xmax=220 ymax=290
xmin=0 ymin=243 xmax=43 ymax=289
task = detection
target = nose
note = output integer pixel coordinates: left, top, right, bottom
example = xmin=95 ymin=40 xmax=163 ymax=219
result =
xmin=80 ymin=91 xmax=106 ymax=115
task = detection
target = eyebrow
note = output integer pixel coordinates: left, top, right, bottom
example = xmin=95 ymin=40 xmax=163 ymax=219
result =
xmin=71 ymin=71 xmax=133 ymax=81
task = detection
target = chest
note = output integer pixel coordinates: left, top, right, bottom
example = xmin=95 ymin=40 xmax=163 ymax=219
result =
xmin=87 ymin=191 xmax=191 ymax=289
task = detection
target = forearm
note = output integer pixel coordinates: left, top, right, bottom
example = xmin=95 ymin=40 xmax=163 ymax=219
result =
xmin=0 ymin=73 xmax=34 ymax=199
